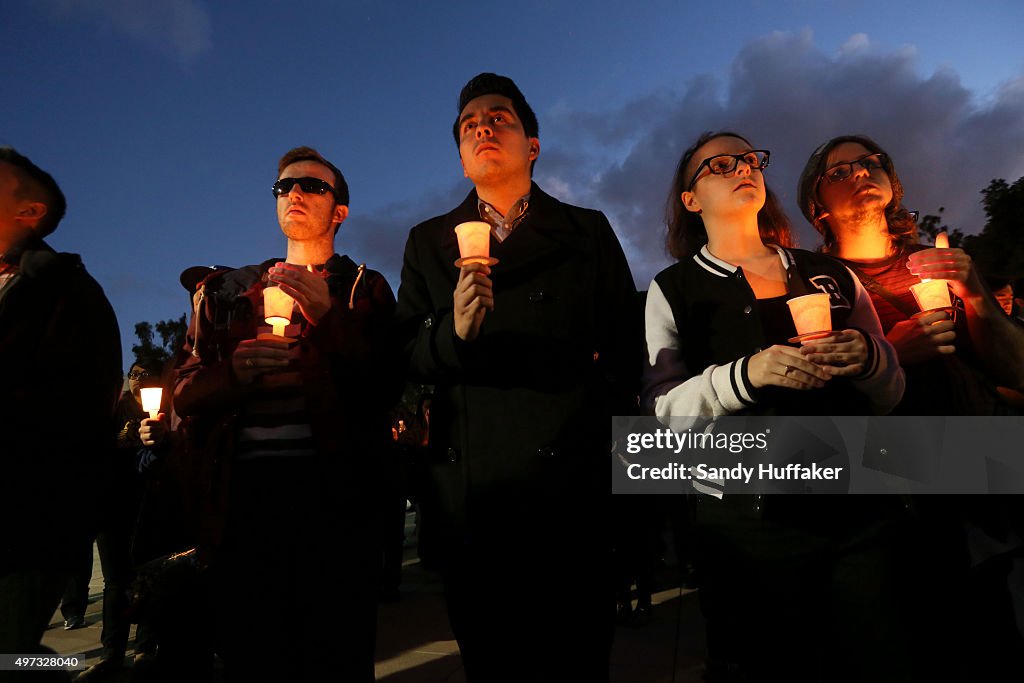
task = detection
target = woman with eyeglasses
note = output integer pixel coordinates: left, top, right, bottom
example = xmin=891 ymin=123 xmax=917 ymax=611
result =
xmin=643 ymin=131 xmax=907 ymax=681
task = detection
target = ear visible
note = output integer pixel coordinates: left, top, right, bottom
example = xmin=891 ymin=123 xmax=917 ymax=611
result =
xmin=681 ymin=191 xmax=701 ymax=215
xmin=332 ymin=204 xmax=349 ymax=228
xmin=17 ymin=202 xmax=47 ymax=226
xmin=460 ymin=153 xmax=469 ymax=178
xmin=528 ymin=138 xmax=540 ymax=161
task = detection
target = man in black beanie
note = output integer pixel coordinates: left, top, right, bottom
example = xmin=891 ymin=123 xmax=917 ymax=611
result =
xmin=396 ymin=73 xmax=640 ymax=681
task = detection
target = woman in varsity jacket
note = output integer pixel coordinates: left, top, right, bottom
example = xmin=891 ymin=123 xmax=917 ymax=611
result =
xmin=642 ymin=131 xmax=909 ymax=681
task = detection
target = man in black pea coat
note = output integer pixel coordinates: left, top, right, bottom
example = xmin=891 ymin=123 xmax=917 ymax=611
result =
xmin=396 ymin=73 xmax=639 ymax=682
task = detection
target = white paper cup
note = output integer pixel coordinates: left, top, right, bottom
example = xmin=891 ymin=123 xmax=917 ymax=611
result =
xmin=786 ymin=293 xmax=832 ymax=337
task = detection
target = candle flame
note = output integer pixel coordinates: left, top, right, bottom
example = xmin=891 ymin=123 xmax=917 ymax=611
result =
xmin=140 ymin=387 xmax=162 ymax=419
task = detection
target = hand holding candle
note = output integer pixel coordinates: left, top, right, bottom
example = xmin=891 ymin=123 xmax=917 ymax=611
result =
xmin=906 ymin=231 xmax=980 ymax=301
xmin=453 ymin=262 xmax=493 ymax=342
xmin=267 ymin=262 xmax=330 ymax=325
xmin=886 ymin=311 xmax=956 ymax=363
xmin=799 ymin=329 xmax=870 ymax=377
xmin=139 ymin=415 xmax=168 ymax=447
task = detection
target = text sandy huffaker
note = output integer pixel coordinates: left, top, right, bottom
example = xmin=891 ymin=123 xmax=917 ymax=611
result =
xmin=626 ymin=463 xmax=843 ymax=484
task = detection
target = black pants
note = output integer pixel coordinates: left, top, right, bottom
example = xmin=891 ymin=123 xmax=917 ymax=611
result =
xmin=441 ymin=538 xmax=615 ymax=683
xmin=95 ymin=474 xmax=156 ymax=660
xmin=59 ymin=542 xmax=93 ymax=621
xmin=216 ymin=458 xmax=377 ymax=683
xmin=694 ymin=497 xmax=914 ymax=683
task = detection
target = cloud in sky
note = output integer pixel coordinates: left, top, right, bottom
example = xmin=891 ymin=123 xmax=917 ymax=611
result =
xmin=335 ymin=30 xmax=1024 ymax=293
xmin=41 ymin=0 xmax=212 ymax=64
xmin=540 ymin=29 xmax=1024 ymax=286
xmin=344 ymin=182 xmax=473 ymax=285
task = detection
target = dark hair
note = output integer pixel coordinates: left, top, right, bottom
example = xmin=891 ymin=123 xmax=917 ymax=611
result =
xmin=665 ymin=131 xmax=793 ymax=260
xmin=0 ymin=146 xmax=67 ymax=238
xmin=277 ymin=146 xmax=349 ymax=207
xmin=796 ymin=134 xmax=917 ymax=252
xmin=452 ymin=73 xmax=539 ymax=143
xmin=451 ymin=73 xmax=539 ymax=176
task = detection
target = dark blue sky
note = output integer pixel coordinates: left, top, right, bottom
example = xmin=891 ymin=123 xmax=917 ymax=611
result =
xmin=5 ymin=1 xmax=1023 ymax=370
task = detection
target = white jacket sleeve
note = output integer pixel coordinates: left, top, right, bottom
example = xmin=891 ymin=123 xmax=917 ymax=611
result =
xmin=642 ymin=280 xmax=759 ymax=419
xmin=843 ymin=267 xmax=906 ymax=415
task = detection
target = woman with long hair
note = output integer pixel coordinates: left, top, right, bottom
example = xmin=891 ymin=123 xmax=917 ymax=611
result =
xmin=643 ymin=131 xmax=907 ymax=680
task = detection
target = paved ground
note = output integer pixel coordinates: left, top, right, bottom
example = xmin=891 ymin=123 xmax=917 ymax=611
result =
xmin=42 ymin=512 xmax=708 ymax=682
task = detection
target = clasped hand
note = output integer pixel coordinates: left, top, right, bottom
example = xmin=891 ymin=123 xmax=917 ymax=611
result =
xmin=747 ymin=329 xmax=869 ymax=391
xmin=231 ymin=338 xmax=291 ymax=385
xmin=886 ymin=310 xmax=955 ymax=364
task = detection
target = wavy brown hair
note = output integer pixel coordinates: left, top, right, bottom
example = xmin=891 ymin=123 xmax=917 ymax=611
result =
xmin=665 ymin=131 xmax=793 ymax=261
xmin=796 ymin=134 xmax=918 ymax=253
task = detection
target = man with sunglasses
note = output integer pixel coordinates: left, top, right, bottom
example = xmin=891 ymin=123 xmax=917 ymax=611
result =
xmin=396 ymin=73 xmax=639 ymax=681
xmin=0 ymin=147 xmax=122 ymax=673
xmin=173 ymin=147 xmax=397 ymax=682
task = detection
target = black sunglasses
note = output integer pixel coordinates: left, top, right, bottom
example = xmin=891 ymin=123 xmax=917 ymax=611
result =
xmin=272 ymin=177 xmax=338 ymax=199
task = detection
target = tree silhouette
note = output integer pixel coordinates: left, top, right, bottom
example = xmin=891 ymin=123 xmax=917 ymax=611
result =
xmin=962 ymin=177 xmax=1024 ymax=278
xmin=916 ymin=207 xmax=964 ymax=248
xmin=132 ymin=314 xmax=187 ymax=368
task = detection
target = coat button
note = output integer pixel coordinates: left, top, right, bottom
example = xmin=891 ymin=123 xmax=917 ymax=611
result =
xmin=528 ymin=291 xmax=546 ymax=303
xmin=537 ymin=447 xmax=556 ymax=458
xmin=447 ymin=448 xmax=459 ymax=462
xmin=424 ymin=316 xmax=433 ymax=329
xmin=743 ymin=305 xmax=752 ymax=314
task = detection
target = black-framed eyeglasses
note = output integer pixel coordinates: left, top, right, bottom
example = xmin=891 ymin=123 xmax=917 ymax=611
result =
xmin=688 ymin=150 xmax=770 ymax=191
xmin=127 ymin=371 xmax=150 ymax=380
xmin=272 ymin=177 xmax=338 ymax=199
xmin=820 ymin=153 xmax=888 ymax=183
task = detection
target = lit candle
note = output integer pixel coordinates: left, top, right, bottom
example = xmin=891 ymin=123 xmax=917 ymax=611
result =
xmin=786 ymin=293 xmax=832 ymax=338
xmin=910 ymin=279 xmax=952 ymax=312
xmin=911 ymin=232 xmax=952 ymax=312
xmin=140 ymin=387 xmax=163 ymax=419
xmin=454 ymin=221 xmax=498 ymax=267
xmin=263 ymin=285 xmax=294 ymax=338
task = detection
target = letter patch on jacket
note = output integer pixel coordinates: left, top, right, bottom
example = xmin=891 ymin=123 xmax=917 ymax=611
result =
xmin=810 ymin=275 xmax=851 ymax=310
